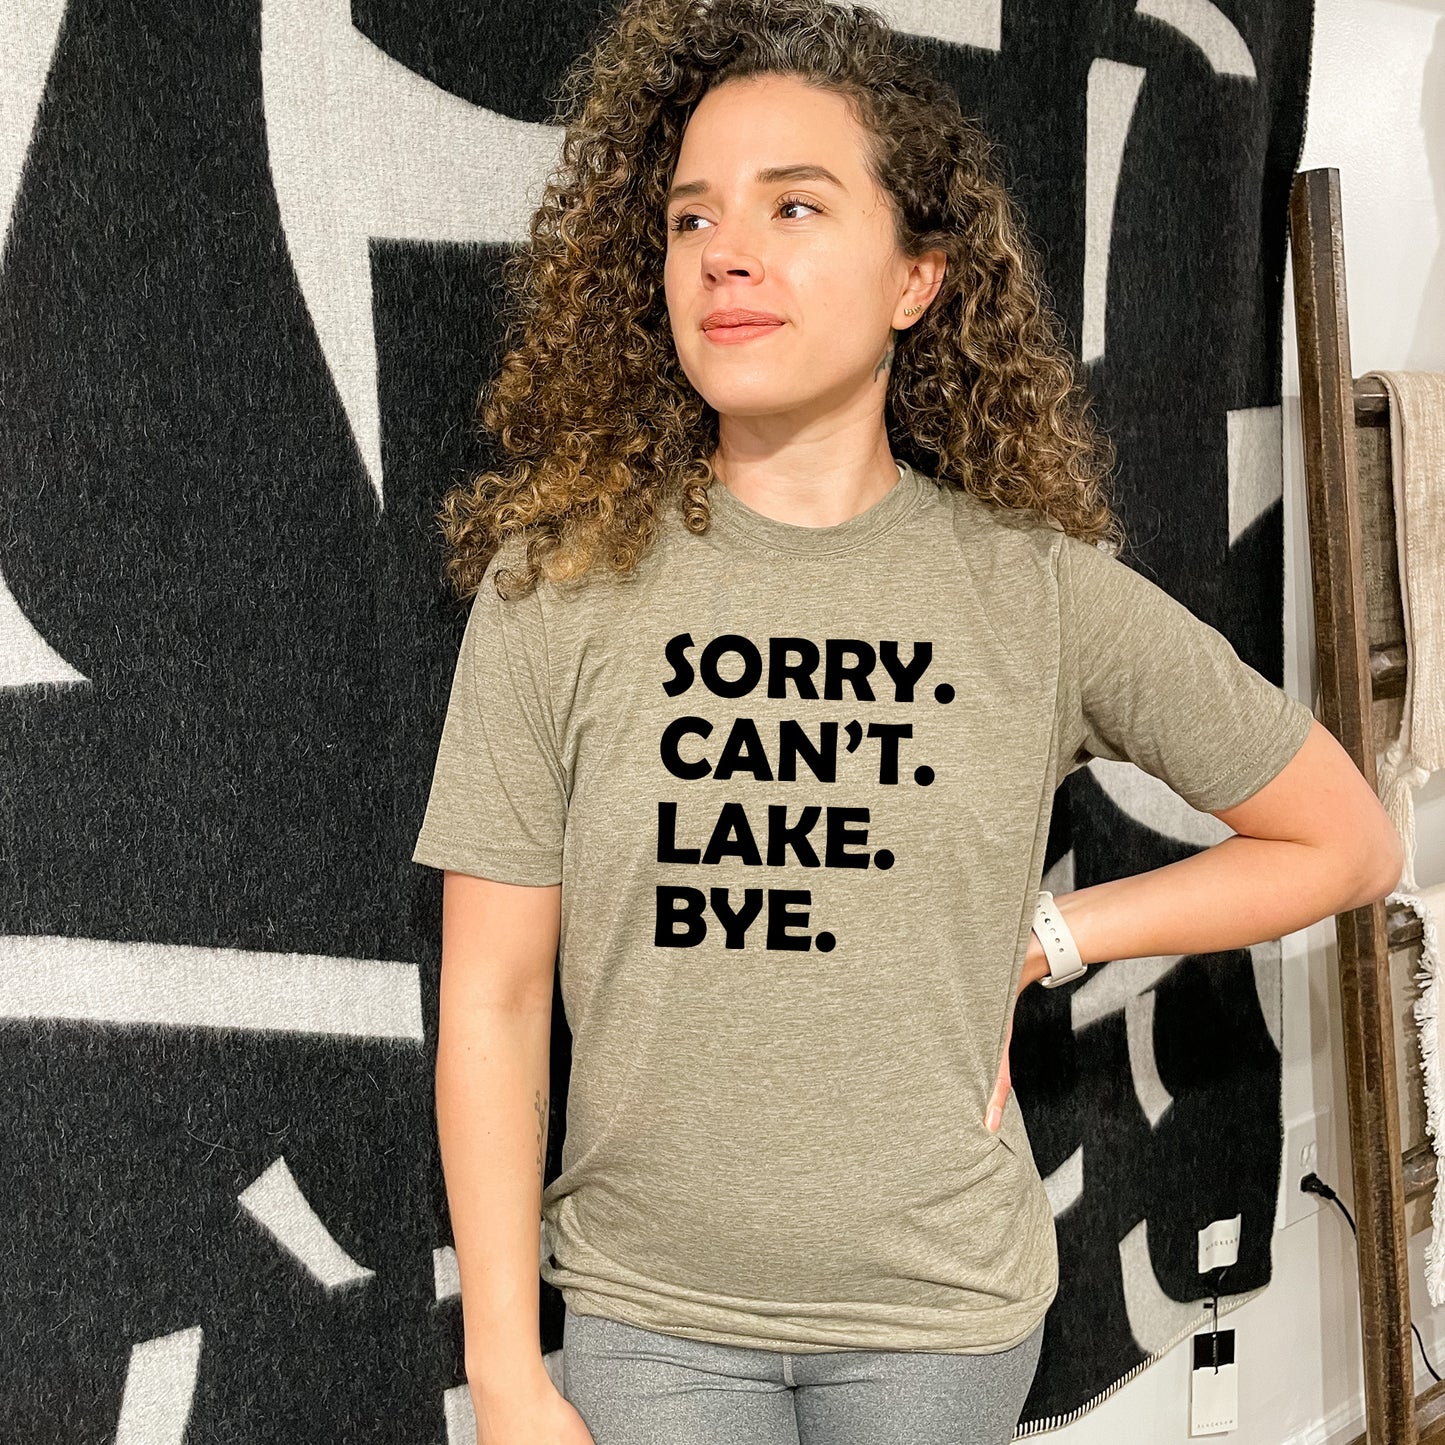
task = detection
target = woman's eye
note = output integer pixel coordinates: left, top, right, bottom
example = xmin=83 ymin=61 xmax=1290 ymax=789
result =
xmin=668 ymin=196 xmax=822 ymax=233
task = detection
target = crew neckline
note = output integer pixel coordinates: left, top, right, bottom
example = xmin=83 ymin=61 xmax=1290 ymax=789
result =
xmin=705 ymin=458 xmax=928 ymax=556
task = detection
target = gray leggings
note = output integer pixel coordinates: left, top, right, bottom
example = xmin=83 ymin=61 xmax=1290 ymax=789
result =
xmin=560 ymin=1309 xmax=1044 ymax=1445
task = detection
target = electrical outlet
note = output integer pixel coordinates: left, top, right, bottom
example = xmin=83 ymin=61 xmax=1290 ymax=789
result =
xmin=1280 ymin=1109 xmax=1334 ymax=1229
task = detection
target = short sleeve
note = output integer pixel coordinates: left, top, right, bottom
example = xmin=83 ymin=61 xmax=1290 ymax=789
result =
xmin=1058 ymin=532 xmax=1315 ymax=813
xmin=411 ymin=565 xmax=567 ymax=885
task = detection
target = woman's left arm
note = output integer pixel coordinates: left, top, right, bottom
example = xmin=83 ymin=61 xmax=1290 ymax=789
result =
xmin=986 ymin=718 xmax=1403 ymax=1131
xmin=1031 ymin=717 xmax=1401 ymax=978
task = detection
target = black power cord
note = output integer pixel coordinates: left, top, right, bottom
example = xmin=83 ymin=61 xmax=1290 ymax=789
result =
xmin=1302 ymin=1171 xmax=1441 ymax=1383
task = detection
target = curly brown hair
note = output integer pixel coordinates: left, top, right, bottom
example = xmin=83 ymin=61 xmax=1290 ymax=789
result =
xmin=432 ymin=0 xmax=1124 ymax=603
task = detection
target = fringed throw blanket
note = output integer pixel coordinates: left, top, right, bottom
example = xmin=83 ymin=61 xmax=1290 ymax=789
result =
xmin=1361 ymin=369 xmax=1445 ymax=1306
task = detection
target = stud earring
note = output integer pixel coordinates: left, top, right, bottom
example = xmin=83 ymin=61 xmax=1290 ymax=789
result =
xmin=902 ymin=304 xmax=924 ymax=316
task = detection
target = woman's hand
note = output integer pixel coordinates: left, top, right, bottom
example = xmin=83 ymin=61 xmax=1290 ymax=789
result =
xmin=985 ymin=938 xmax=1051 ymax=1133
xmin=471 ymin=1368 xmax=596 ymax=1445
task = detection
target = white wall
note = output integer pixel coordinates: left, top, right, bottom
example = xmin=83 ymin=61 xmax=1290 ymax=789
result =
xmin=1049 ymin=1 xmax=1445 ymax=1440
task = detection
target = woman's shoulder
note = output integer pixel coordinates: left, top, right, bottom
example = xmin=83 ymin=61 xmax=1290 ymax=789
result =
xmin=919 ymin=473 xmax=1068 ymax=576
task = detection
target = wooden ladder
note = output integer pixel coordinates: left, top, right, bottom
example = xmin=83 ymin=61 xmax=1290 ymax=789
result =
xmin=1289 ymin=164 xmax=1435 ymax=1444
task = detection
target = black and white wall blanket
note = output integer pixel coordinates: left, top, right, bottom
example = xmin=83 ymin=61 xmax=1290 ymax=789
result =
xmin=0 ymin=1 xmax=1314 ymax=1438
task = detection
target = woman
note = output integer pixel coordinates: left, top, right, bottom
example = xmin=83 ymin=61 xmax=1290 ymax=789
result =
xmin=412 ymin=1 xmax=1402 ymax=1441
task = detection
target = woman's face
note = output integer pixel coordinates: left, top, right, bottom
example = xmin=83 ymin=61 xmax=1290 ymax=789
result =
xmin=663 ymin=73 xmax=936 ymax=430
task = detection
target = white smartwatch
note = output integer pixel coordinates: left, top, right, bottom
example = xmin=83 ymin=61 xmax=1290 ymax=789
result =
xmin=1032 ymin=890 xmax=1087 ymax=989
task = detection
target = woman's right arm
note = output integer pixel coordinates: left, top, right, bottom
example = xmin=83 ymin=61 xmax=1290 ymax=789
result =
xmin=436 ymin=869 xmax=590 ymax=1440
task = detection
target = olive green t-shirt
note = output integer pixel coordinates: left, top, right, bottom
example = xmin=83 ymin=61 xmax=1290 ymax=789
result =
xmin=411 ymin=458 xmax=1314 ymax=1354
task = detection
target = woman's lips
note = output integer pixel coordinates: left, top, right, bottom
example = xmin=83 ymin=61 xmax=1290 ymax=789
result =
xmin=702 ymin=321 xmax=785 ymax=345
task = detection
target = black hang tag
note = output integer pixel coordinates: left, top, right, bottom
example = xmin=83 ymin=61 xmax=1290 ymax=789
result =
xmin=1192 ymin=1329 xmax=1236 ymax=1370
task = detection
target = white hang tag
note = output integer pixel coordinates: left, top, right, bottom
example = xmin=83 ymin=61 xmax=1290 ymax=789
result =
xmin=1189 ymin=1329 xmax=1238 ymax=1435
xmin=1197 ymin=1214 xmax=1241 ymax=1273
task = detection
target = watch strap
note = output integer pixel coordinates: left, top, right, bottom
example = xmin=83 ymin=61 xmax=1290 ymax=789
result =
xmin=1033 ymin=890 xmax=1087 ymax=989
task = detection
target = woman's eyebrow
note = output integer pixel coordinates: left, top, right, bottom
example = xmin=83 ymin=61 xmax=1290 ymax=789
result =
xmin=665 ymin=164 xmax=848 ymax=204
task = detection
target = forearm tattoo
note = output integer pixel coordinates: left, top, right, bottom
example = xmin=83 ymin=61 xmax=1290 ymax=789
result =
xmin=534 ymin=1087 xmax=548 ymax=1185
